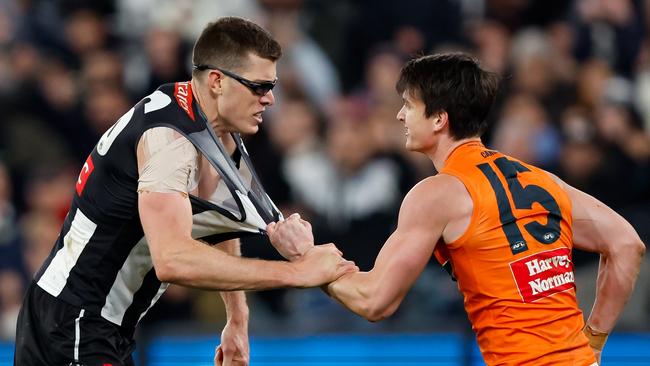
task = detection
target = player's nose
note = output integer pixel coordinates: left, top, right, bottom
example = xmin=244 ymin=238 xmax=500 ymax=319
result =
xmin=260 ymin=90 xmax=275 ymax=106
xmin=396 ymin=106 xmax=406 ymax=122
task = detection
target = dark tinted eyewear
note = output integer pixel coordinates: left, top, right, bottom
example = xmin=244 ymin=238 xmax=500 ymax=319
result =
xmin=193 ymin=64 xmax=277 ymax=96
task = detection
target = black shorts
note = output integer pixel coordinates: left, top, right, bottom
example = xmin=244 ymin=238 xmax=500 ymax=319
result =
xmin=14 ymin=282 xmax=136 ymax=366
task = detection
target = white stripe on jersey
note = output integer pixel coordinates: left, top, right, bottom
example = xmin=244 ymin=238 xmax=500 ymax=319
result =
xmin=138 ymin=282 xmax=169 ymax=323
xmin=101 ymin=207 xmax=260 ymax=327
xmin=101 ymin=237 xmax=154 ymax=326
xmin=190 ymin=205 xmax=263 ymax=240
xmin=37 ymin=209 xmax=97 ymax=297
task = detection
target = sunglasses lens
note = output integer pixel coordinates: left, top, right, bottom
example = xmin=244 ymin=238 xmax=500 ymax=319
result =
xmin=254 ymin=83 xmax=274 ymax=96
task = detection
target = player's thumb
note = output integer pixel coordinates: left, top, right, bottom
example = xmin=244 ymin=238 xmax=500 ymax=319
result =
xmin=266 ymin=222 xmax=276 ymax=236
xmin=221 ymin=347 xmax=233 ymax=366
xmin=214 ymin=346 xmax=223 ymax=366
xmin=338 ymin=260 xmax=359 ymax=275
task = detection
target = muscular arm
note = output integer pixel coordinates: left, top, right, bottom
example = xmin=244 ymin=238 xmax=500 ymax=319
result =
xmin=214 ymin=239 xmax=249 ymax=322
xmin=137 ymin=128 xmax=355 ymax=292
xmin=326 ymin=177 xmax=452 ymax=321
xmin=139 ymin=191 xmax=297 ymax=290
xmin=136 ymin=127 xmax=295 ymax=290
xmin=212 ymin=239 xmax=250 ymax=366
xmin=553 ymin=176 xmax=645 ymax=333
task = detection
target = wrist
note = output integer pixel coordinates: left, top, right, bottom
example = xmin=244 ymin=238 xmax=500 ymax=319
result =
xmin=284 ymin=261 xmax=304 ymax=288
xmin=221 ymin=292 xmax=249 ymax=321
xmin=283 ymin=243 xmax=313 ymax=262
xmin=226 ymin=311 xmax=249 ymax=326
xmin=321 ymin=281 xmax=334 ymax=297
xmin=583 ymin=324 xmax=609 ymax=350
xmin=287 ymin=252 xmax=304 ymax=262
xmin=226 ymin=305 xmax=249 ymax=325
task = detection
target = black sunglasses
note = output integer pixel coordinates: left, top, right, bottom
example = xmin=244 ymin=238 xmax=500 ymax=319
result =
xmin=193 ymin=64 xmax=277 ymax=97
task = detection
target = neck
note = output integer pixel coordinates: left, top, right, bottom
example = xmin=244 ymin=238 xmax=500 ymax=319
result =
xmin=426 ymin=136 xmax=481 ymax=171
xmin=191 ymin=78 xmax=226 ymax=137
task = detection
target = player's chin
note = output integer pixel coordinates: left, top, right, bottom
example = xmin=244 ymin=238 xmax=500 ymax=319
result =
xmin=240 ymin=122 xmax=260 ymax=135
xmin=404 ymin=140 xmax=417 ymax=151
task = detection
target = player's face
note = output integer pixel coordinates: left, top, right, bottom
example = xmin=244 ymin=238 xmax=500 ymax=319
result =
xmin=396 ymin=90 xmax=437 ymax=152
xmin=217 ymin=54 xmax=277 ymax=135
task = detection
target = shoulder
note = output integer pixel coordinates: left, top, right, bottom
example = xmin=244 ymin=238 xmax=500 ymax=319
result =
xmin=399 ymin=174 xmax=468 ymax=225
xmin=136 ymin=127 xmax=198 ymax=170
xmin=141 ymin=82 xmax=188 ymax=115
xmin=139 ymin=127 xmax=193 ymax=150
xmin=539 ymin=169 xmax=568 ymax=189
xmin=404 ymin=174 xmax=467 ymax=204
xmin=154 ymin=82 xmax=178 ymax=95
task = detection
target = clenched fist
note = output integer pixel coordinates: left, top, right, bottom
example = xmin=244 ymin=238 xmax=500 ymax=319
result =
xmin=267 ymin=213 xmax=314 ymax=261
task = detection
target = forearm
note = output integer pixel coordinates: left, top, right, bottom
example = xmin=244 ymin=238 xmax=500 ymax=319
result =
xmin=141 ymin=192 xmax=302 ymax=291
xmin=327 ymin=272 xmax=391 ymax=322
xmin=587 ymin=242 xmax=645 ymax=332
xmin=327 ymin=229 xmax=436 ymax=322
xmin=220 ymin=291 xmax=248 ymax=322
xmin=215 ymin=239 xmax=249 ymax=323
xmin=155 ymin=238 xmax=297 ymax=291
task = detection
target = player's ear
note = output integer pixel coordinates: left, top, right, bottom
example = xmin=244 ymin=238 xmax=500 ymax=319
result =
xmin=433 ymin=111 xmax=448 ymax=131
xmin=207 ymin=70 xmax=223 ymax=96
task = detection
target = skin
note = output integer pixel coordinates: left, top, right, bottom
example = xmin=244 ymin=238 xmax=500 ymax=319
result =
xmin=190 ymin=53 xmax=276 ymax=136
xmin=138 ymin=53 xmax=356 ymax=366
xmin=269 ymin=89 xmax=645 ymax=365
xmin=266 ymin=213 xmax=315 ymax=261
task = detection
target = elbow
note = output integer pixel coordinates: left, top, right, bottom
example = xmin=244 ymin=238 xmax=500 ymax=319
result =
xmin=606 ymin=235 xmax=646 ymax=259
xmin=152 ymin=254 xmax=181 ymax=283
xmin=352 ymin=280 xmax=402 ymax=322
xmin=153 ymin=260 xmax=175 ymax=283
xmin=608 ymin=238 xmax=646 ymax=268
xmin=150 ymin=238 xmax=193 ymax=284
xmin=364 ymin=308 xmax=393 ymax=323
xmin=636 ymin=240 xmax=646 ymax=258
xmin=621 ymin=238 xmax=646 ymax=260
xmin=633 ymin=240 xmax=646 ymax=261
xmin=362 ymin=300 xmax=399 ymax=323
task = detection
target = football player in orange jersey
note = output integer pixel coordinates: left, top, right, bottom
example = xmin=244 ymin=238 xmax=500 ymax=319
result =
xmin=268 ymin=53 xmax=645 ymax=365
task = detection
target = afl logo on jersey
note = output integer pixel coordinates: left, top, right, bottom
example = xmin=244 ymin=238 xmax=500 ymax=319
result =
xmin=543 ymin=232 xmax=556 ymax=242
xmin=512 ymin=240 xmax=526 ymax=251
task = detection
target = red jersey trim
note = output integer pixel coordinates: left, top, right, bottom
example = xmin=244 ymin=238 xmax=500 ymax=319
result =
xmin=174 ymin=81 xmax=195 ymax=121
xmin=75 ymin=155 xmax=94 ymax=196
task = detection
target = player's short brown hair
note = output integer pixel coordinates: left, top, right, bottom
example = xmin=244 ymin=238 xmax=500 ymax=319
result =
xmin=192 ymin=17 xmax=282 ymax=74
xmin=397 ymin=53 xmax=500 ymax=140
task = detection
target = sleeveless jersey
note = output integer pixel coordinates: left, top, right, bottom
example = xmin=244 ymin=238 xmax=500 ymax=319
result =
xmin=35 ymin=82 xmax=281 ymax=331
xmin=435 ymin=141 xmax=596 ymax=365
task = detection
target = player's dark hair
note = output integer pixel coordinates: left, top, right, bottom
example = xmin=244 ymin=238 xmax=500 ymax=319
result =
xmin=396 ymin=53 xmax=500 ymax=140
xmin=192 ymin=17 xmax=282 ymax=75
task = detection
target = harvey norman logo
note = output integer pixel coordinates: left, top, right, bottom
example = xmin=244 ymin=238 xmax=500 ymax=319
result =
xmin=509 ymin=247 xmax=575 ymax=303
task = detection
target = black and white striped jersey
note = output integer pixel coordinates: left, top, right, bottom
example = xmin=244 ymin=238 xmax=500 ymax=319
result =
xmin=34 ymin=82 xmax=281 ymax=330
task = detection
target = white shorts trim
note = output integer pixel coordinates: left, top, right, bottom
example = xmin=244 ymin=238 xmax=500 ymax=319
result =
xmin=74 ymin=309 xmax=85 ymax=361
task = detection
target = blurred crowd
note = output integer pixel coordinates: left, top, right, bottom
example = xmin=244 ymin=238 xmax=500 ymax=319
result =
xmin=1 ymin=0 xmax=649 ymax=343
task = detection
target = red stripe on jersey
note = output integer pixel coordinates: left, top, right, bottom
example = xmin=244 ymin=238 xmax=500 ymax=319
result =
xmin=174 ymin=81 xmax=195 ymax=121
xmin=75 ymin=155 xmax=94 ymax=196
